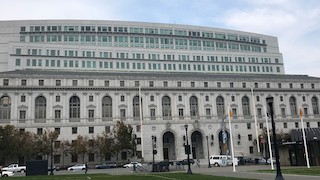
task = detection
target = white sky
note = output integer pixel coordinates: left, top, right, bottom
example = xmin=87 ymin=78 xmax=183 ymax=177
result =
xmin=1 ymin=0 xmax=319 ymax=77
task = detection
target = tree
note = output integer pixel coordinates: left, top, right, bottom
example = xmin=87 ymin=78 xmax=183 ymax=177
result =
xmin=71 ymin=135 xmax=88 ymax=163
xmin=94 ymin=132 xmax=115 ymax=163
xmin=113 ymin=121 xmax=135 ymax=161
xmin=0 ymin=125 xmax=20 ymax=164
xmin=59 ymin=140 xmax=71 ymax=168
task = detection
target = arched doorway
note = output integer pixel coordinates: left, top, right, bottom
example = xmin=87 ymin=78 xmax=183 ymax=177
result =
xmin=162 ymin=132 xmax=176 ymax=161
xmin=191 ymin=131 xmax=204 ymax=159
xmin=218 ymin=130 xmax=230 ymax=155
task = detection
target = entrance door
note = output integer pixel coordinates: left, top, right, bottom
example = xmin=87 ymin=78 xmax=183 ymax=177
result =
xmin=163 ymin=148 xmax=169 ymax=160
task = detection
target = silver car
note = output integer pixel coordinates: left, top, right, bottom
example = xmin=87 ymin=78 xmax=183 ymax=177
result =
xmin=67 ymin=164 xmax=86 ymax=171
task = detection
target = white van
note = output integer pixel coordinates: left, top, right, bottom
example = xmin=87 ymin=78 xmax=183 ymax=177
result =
xmin=209 ymin=155 xmax=238 ymax=167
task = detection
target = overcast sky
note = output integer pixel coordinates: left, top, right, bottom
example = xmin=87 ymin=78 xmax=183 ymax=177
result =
xmin=1 ymin=0 xmax=319 ymax=77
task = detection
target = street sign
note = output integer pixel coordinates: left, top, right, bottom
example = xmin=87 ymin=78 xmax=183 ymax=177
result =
xmin=184 ymin=145 xmax=191 ymax=154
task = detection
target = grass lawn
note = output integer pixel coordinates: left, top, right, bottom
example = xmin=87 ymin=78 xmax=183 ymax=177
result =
xmin=256 ymin=167 xmax=320 ymax=176
xmin=6 ymin=173 xmax=253 ymax=180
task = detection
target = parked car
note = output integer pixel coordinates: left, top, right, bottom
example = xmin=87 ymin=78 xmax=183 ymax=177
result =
xmin=48 ymin=165 xmax=60 ymax=171
xmin=1 ymin=170 xmax=15 ymax=177
xmin=123 ymin=162 xmax=142 ymax=168
xmin=267 ymin=157 xmax=276 ymax=164
xmin=95 ymin=162 xmax=117 ymax=169
xmin=67 ymin=164 xmax=86 ymax=171
xmin=176 ymin=159 xmax=195 ymax=165
xmin=2 ymin=164 xmax=26 ymax=173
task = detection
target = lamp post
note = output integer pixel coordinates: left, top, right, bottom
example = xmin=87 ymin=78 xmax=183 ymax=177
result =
xmin=206 ymin=136 xmax=211 ymax=168
xmin=151 ymin=135 xmax=155 ymax=172
xmin=266 ymin=97 xmax=284 ymax=180
xmin=184 ymin=124 xmax=192 ymax=174
xmin=50 ymin=138 xmax=54 ymax=175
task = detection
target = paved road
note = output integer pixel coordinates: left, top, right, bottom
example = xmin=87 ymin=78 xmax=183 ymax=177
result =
xmin=14 ymin=164 xmax=319 ymax=180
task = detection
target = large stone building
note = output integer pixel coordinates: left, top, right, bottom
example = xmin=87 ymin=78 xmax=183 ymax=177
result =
xmin=0 ymin=20 xmax=319 ymax=166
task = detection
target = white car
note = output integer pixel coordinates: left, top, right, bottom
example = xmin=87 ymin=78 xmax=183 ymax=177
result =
xmin=2 ymin=170 xmax=15 ymax=177
xmin=67 ymin=164 xmax=86 ymax=171
xmin=123 ymin=162 xmax=142 ymax=168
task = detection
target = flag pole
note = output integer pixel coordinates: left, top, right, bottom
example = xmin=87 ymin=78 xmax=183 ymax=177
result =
xmin=251 ymin=85 xmax=260 ymax=153
xmin=300 ymin=108 xmax=310 ymax=168
xmin=264 ymin=106 xmax=274 ymax=170
xmin=227 ymin=105 xmax=236 ymax=172
xmin=139 ymin=85 xmax=144 ymax=160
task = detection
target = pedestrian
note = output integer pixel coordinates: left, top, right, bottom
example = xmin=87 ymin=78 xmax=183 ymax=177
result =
xmin=196 ymin=159 xmax=200 ymax=168
xmin=85 ymin=163 xmax=88 ymax=174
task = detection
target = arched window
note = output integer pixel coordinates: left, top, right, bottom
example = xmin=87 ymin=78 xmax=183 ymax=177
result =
xmin=312 ymin=97 xmax=319 ymax=115
xmin=133 ymin=96 xmax=140 ymax=119
xmin=289 ymin=96 xmax=297 ymax=116
xmin=35 ymin=96 xmax=46 ymax=119
xmin=0 ymin=96 xmax=11 ymax=120
xmin=242 ymin=96 xmax=250 ymax=117
xmin=162 ymin=96 xmax=171 ymax=120
xmin=69 ymin=96 xmax=80 ymax=119
xmin=216 ymin=96 xmax=225 ymax=118
xmin=190 ymin=96 xmax=198 ymax=119
xmin=102 ymin=96 xmax=112 ymax=119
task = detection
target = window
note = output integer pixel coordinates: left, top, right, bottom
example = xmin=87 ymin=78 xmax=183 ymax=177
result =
xmin=230 ymin=82 xmax=234 ymax=88
xmin=302 ymin=96 xmax=306 ymax=102
xmin=21 ymin=79 xmax=27 ymax=86
xmin=39 ymin=80 xmax=44 ymax=86
xmin=217 ymin=82 xmax=221 ymax=88
xmin=257 ymin=108 xmax=262 ymax=118
xmin=150 ymin=95 xmax=154 ymax=102
xmin=19 ymin=110 xmax=26 ymax=119
xmin=56 ymin=80 xmax=61 ymax=86
xmin=204 ymin=82 xmax=208 ymax=87
xmin=205 ymin=96 xmax=209 ymax=102
xmin=72 ymin=80 xmax=78 ymax=86
xmin=216 ymin=96 xmax=224 ymax=117
xmin=249 ymin=146 xmax=254 ymax=154
xmin=105 ymin=126 xmax=111 ymax=133
xmin=280 ymin=96 xmax=283 ymax=101
xmin=206 ymin=108 xmax=211 ymax=118
xmin=248 ymin=134 xmax=252 ymax=141
xmin=120 ymin=95 xmax=125 ymax=102
xmin=35 ymin=96 xmax=46 ymax=119
xmin=295 ymin=122 xmax=299 ymax=128
xmin=247 ymin=123 xmax=251 ymax=129
xmin=37 ymin=128 xmax=43 ymax=135
xmin=149 ymin=81 xmax=154 ymax=87
xmin=21 ymin=95 xmax=26 ymax=102
xmin=120 ymin=81 xmax=125 ymax=87
xmin=266 ymin=83 xmax=270 ymax=88
xmin=120 ymin=109 xmax=126 ymax=120
xmin=178 ymin=108 xmax=184 ymax=119
xmin=55 ymin=95 xmax=60 ymax=102
xmin=242 ymin=96 xmax=250 ymax=117
xmin=190 ymin=96 xmax=198 ymax=119
xmin=283 ymin=122 xmax=287 ymax=128
xmin=281 ymin=108 xmax=286 ymax=118
xmin=3 ymin=79 xmax=9 ymax=86
xmin=231 ymin=96 xmax=235 ymax=101
xmin=163 ymin=81 xmax=168 ymax=87
xmin=55 ymin=110 xmax=61 ymax=119
xmin=72 ymin=127 xmax=77 ymax=134
xmin=150 ymin=109 xmax=156 ymax=120
xmin=178 ymin=95 xmax=182 ymax=101
xmin=312 ymin=97 xmax=319 ymax=115
xmin=242 ymin=82 xmax=246 ymax=88
xmin=69 ymin=96 xmax=80 ymax=119
xmin=256 ymin=96 xmax=260 ymax=102
xmin=133 ymin=96 xmax=141 ymax=119
xmin=102 ymin=96 xmax=112 ymax=120
xmin=89 ymin=127 xmax=94 ymax=134
xmin=54 ymin=128 xmax=60 ymax=135
xmin=306 ymin=122 xmax=310 ymax=128
xmin=289 ymin=83 xmax=293 ymax=88
xmin=278 ymin=83 xmax=282 ymax=88
xmin=300 ymin=83 xmax=304 ymax=89
xmin=177 ymin=81 xmax=182 ymax=87
xmin=88 ymin=109 xmax=94 ymax=121
xmin=0 ymin=96 xmax=11 ymax=120
xmin=259 ymin=123 xmax=263 ymax=129
xmin=89 ymin=95 xmax=94 ymax=102
xmin=289 ymin=96 xmax=297 ymax=116
xmin=254 ymin=83 xmax=258 ymax=88
xmin=311 ymin=83 xmax=315 ymax=89
xmin=191 ymin=82 xmax=195 ymax=87
xmin=162 ymin=96 xmax=171 ymax=120
xmin=104 ymin=80 xmax=109 ymax=87
xmin=89 ymin=80 xmax=94 ymax=86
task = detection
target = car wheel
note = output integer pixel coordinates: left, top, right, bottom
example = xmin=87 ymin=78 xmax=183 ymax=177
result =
xmin=3 ymin=174 xmax=8 ymax=177
xmin=70 ymin=168 xmax=73 ymax=171
xmin=20 ymin=169 xmax=25 ymax=173
xmin=214 ymin=163 xmax=219 ymax=167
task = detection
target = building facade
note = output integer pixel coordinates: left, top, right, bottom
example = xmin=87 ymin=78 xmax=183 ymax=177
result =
xmin=0 ymin=20 xmax=319 ymax=165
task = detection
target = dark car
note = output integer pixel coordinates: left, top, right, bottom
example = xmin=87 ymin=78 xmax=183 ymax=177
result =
xmin=95 ymin=162 xmax=117 ymax=169
xmin=48 ymin=165 xmax=60 ymax=171
xmin=177 ymin=159 xmax=195 ymax=165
